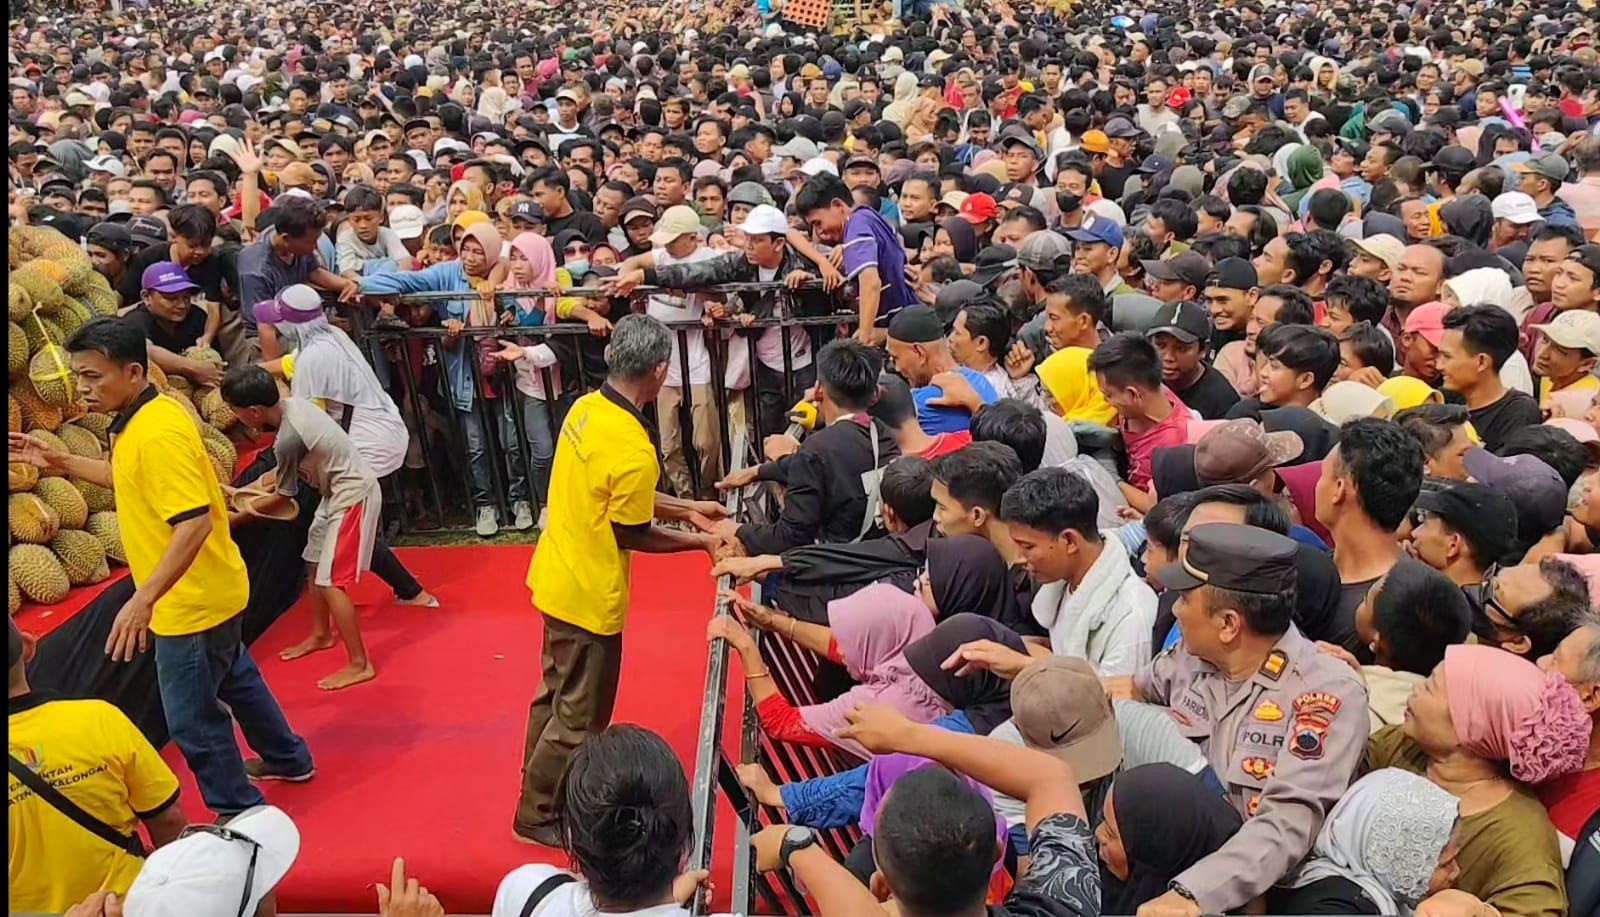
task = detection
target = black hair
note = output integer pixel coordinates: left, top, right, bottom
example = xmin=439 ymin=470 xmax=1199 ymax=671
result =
xmin=793 ymin=173 xmax=852 ymax=214
xmin=1190 ymin=483 xmax=1292 ymax=534
xmin=870 ymin=373 xmax=919 ymax=429
xmin=64 ymin=316 xmax=147 ymax=372
xmin=816 ymin=339 xmax=882 ymax=411
xmin=273 ymin=195 xmax=327 ymax=239
xmin=1260 ymin=324 xmax=1340 ymax=391
xmin=166 ymin=203 xmax=216 ymax=244
xmin=129 ymin=179 xmax=169 ymax=207
xmin=1189 ymin=232 xmax=1252 ymax=263
xmin=1194 ymin=193 xmax=1232 ymax=224
xmin=1532 ymin=222 xmax=1586 ymax=250
xmin=1087 ymin=332 xmax=1162 ymax=391
xmin=1338 ymin=322 xmax=1395 ymax=377
xmin=1255 ymin=284 xmax=1317 ymax=326
xmin=956 ymin=302 xmax=1011 ymax=359
xmin=931 ymin=442 xmax=1024 ymax=515
xmin=343 ymin=185 xmax=384 ymax=214
xmin=1282 ymin=230 xmax=1349 ymax=286
xmin=1046 ymin=274 xmax=1109 ymax=327
xmin=1371 ymin=557 xmax=1471 ymax=674
xmin=1306 ymin=188 xmax=1351 ymax=232
xmin=219 ymin=365 xmax=282 ymax=408
xmin=1335 ymin=418 xmax=1425 ymax=532
xmin=881 ymin=455 xmax=936 ymax=527
xmin=874 ymin=767 xmax=998 ymax=917
xmin=1234 ymin=205 xmax=1279 ymax=257
xmin=184 ymin=169 xmax=229 ymax=203
xmin=1324 ymin=274 xmax=1389 ymax=327
xmin=1440 ymin=303 xmax=1518 ymax=371
xmin=1394 ymin=403 xmax=1469 ymax=458
xmin=1003 ymin=207 xmax=1048 ymax=234
xmin=557 ymin=725 xmax=692 ymax=906
xmin=969 ymin=400 xmax=1047 ymax=472
xmin=142 ymin=148 xmax=180 ymax=171
xmin=528 ymin=164 xmax=572 ymax=192
xmin=1148 ymin=198 xmax=1197 ymax=242
xmin=997 ymin=466 xmax=1100 ymax=541
xmin=1227 ymin=167 xmax=1268 ymax=206
xmin=1516 ymin=558 xmax=1594 ymax=659
xmin=1145 ymin=492 xmax=1198 ymax=553
xmin=1495 ymin=425 xmax=1592 ymax=487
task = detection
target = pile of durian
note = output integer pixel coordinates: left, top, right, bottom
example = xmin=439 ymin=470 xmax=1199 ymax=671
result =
xmin=8 ymin=225 xmax=240 ymax=614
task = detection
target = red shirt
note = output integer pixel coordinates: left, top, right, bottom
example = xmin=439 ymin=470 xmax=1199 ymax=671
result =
xmin=916 ymin=430 xmax=972 ymax=459
xmin=1121 ymin=388 xmax=1190 ymax=491
xmin=1536 ymin=765 xmax=1600 ymax=841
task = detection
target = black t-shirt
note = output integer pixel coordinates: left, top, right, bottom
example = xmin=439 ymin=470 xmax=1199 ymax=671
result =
xmin=545 ymin=209 xmax=607 ymax=246
xmin=1175 ymin=365 xmax=1241 ymax=420
xmin=119 ymin=244 xmax=241 ymax=314
xmin=126 ymin=304 xmax=206 ymax=353
xmin=1097 ymin=162 xmax=1134 ymax=201
xmin=1267 ymin=876 xmax=1382 ymax=915
xmin=1337 ymin=576 xmax=1380 ymax=662
xmin=1468 ymin=388 xmax=1542 ymax=451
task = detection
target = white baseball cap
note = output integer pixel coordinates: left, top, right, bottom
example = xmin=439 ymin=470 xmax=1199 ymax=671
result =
xmin=1491 ymin=191 xmax=1542 ymax=225
xmin=86 ymin=154 xmax=125 ymax=176
xmin=1533 ymin=309 xmax=1600 ymax=354
xmin=798 ymin=156 xmax=838 ymax=178
xmin=389 ymin=204 xmax=427 ymax=240
xmin=125 ymin=806 xmax=300 ymax=917
xmin=736 ymin=204 xmax=790 ymax=236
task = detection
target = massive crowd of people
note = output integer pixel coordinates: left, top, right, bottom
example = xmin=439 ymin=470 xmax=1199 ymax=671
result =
xmin=8 ymin=0 xmax=1600 ymax=914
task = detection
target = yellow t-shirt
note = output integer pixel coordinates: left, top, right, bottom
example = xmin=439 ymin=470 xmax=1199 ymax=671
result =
xmin=109 ymin=387 xmax=249 ymax=636
xmin=8 ymin=696 xmax=181 ymax=911
xmin=527 ymin=387 xmax=658 ymax=636
xmin=1538 ymin=371 xmax=1600 ymax=405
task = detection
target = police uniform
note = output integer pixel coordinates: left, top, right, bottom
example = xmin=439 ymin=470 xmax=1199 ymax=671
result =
xmin=1134 ymin=524 xmax=1369 ymax=914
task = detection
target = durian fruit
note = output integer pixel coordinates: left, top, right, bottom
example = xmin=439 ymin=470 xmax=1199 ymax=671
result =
xmin=26 ymin=431 xmax=69 ymax=472
xmin=74 ymin=412 xmax=113 ymax=443
xmin=73 ymin=477 xmax=115 ymax=513
xmin=20 ymin=313 xmax=64 ymax=354
xmin=14 ymin=383 xmax=63 ymax=433
xmin=8 ymin=285 xmax=33 ymax=322
xmin=199 ymin=426 xmax=238 ymax=485
xmin=55 ymin=298 xmax=93 ymax=336
xmin=8 ymin=493 xmax=61 ymax=544
xmin=28 ymin=344 xmax=76 ymax=407
xmin=86 ymin=511 xmax=124 ymax=564
xmin=7 ymin=395 xmax=19 ymax=433
xmin=8 ymin=576 xmax=20 ymax=616
xmin=86 ymin=559 xmax=110 ymax=584
xmin=8 ymin=232 xmax=20 ymax=272
xmin=10 ymin=544 xmax=70 ymax=605
xmin=9 ymin=463 xmax=38 ymax=493
xmin=166 ymin=375 xmax=193 ymax=400
xmin=34 ymin=477 xmax=88 ymax=529
xmin=8 ymin=323 xmax=27 ymax=375
xmin=183 ymin=345 xmax=225 ymax=368
xmin=55 ymin=424 xmax=102 ymax=459
xmin=49 ymin=530 xmax=107 ymax=585
xmin=60 ymin=399 xmax=86 ymax=423
xmin=198 ymin=388 xmax=237 ymax=430
xmin=80 ymin=285 xmax=119 ymax=317
xmin=12 ymin=262 xmax=64 ymax=314
xmin=146 ymin=362 xmax=168 ymax=388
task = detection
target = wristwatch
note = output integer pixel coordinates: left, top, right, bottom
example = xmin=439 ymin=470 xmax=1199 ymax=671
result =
xmin=778 ymin=826 xmax=818 ymax=869
xmin=1168 ymin=880 xmax=1198 ymax=904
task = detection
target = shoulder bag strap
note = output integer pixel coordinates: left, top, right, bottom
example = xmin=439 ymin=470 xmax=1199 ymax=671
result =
xmin=520 ymin=873 xmax=578 ymax=917
xmin=7 ymin=753 xmax=146 ymax=857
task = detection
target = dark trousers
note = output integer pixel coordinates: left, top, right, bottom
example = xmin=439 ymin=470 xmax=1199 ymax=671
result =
xmin=153 ymin=614 xmax=312 ymax=816
xmin=754 ymin=359 xmax=817 ymax=441
xmin=514 ymin=615 xmax=623 ymax=829
xmin=370 ymin=538 xmax=422 ymax=600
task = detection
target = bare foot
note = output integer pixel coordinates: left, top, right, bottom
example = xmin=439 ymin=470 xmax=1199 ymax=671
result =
xmin=279 ymin=635 xmax=336 ymax=661
xmin=316 ymin=662 xmax=376 ymax=691
xmin=736 ymin=763 xmax=784 ymax=809
xmin=396 ymin=591 xmax=439 ymax=607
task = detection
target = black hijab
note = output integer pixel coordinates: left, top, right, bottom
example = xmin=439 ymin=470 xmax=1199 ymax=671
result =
xmin=925 ymin=535 xmax=1023 ymax=627
xmin=1101 ymin=764 xmax=1243 ymax=916
xmin=940 ymin=216 xmax=979 ymax=263
xmin=1151 ymin=445 xmax=1201 ymax=499
xmin=1260 ymin=407 xmax=1339 ymax=463
xmin=903 ymin=613 xmax=1021 ymax=735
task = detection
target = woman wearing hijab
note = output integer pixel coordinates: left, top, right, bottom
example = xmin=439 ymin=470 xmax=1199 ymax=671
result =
xmin=446 ymin=180 xmax=486 ymax=222
xmin=919 ymin=535 xmax=1031 ymax=632
xmin=707 ymin=582 xmax=947 ymax=760
xmin=882 ymin=71 xmax=919 ymax=129
xmin=934 ymin=216 xmax=979 ymax=264
xmin=1150 ymin=445 xmax=1202 ymax=499
xmin=1274 ymin=769 xmax=1463 ymax=915
xmin=1368 ymin=644 xmax=1590 ymax=917
xmin=1280 ymin=145 xmax=1327 ymax=213
xmin=488 ymin=232 xmax=567 ymax=511
xmin=1096 ymin=763 xmax=1243 ymax=915
xmin=1035 ymin=347 xmax=1119 ymax=426
xmin=900 ymin=222 xmax=937 ymax=265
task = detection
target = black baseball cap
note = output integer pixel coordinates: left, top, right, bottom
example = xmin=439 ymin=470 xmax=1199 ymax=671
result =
xmin=969 ymin=244 xmax=1019 ymax=287
xmin=1157 ymin=523 xmax=1300 ymax=594
xmin=1461 ymin=448 xmax=1568 ymax=544
xmin=126 ymin=215 xmax=169 ymax=247
xmin=1334 ymin=137 xmax=1371 ymax=160
xmin=1137 ymin=153 xmax=1175 ymax=175
xmin=1145 ymin=300 xmax=1213 ymax=344
xmin=1141 ymin=251 xmax=1211 ymax=290
xmin=887 ymin=305 xmax=946 ymax=344
xmin=619 ymin=196 xmax=659 ymax=224
xmin=843 ymin=98 xmax=870 ymax=120
xmin=916 ymin=72 xmax=945 ymax=89
xmin=934 ymin=280 xmax=987 ymax=329
xmin=1413 ymin=483 xmax=1517 ymax=566
xmin=86 ymin=222 xmax=139 ymax=252
xmin=1204 ymin=256 xmax=1259 ymax=291
xmin=508 ymin=200 xmax=546 ymax=224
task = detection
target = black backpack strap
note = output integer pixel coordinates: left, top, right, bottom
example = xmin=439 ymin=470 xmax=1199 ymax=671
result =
xmin=7 ymin=753 xmax=146 ymax=858
xmin=519 ymin=873 xmax=577 ymax=917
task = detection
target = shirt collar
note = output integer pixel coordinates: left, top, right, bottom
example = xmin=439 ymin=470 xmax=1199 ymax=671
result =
xmin=8 ymin=690 xmax=58 ymax=715
xmin=600 ymin=382 xmax=660 ymax=452
xmin=106 ymin=383 xmax=160 ymax=438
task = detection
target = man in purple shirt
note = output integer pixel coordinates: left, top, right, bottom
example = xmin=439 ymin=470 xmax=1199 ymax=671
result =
xmin=793 ymin=173 xmax=915 ymax=344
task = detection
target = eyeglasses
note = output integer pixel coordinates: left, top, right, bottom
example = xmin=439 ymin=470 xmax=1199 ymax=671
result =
xmin=1476 ymin=565 xmax=1524 ymax=634
xmin=565 ymin=244 xmax=591 ymax=256
xmin=178 ymin=823 xmax=261 ymax=917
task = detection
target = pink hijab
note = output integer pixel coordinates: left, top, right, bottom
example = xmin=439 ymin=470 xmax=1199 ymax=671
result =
xmin=1442 ymin=644 xmax=1592 ymax=784
xmin=798 ymin=583 xmax=948 ymax=759
xmin=507 ymin=231 xmax=558 ymax=315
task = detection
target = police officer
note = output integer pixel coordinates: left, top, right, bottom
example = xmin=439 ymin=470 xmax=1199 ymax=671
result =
xmin=1115 ymin=523 xmax=1368 ymax=917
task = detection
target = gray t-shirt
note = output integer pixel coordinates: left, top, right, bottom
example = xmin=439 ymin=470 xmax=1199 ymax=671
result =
xmin=273 ymin=397 xmax=377 ymax=510
xmin=237 ymin=227 xmax=319 ymax=332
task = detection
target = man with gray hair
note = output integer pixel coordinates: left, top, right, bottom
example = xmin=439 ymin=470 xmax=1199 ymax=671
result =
xmin=514 ymin=313 xmax=729 ymax=847
xmin=1537 ymin=616 xmax=1600 ymax=884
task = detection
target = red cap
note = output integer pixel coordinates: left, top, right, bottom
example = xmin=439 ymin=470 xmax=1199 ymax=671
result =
xmin=959 ymin=192 xmax=998 ymax=223
xmin=1165 ymin=86 xmax=1193 ymax=110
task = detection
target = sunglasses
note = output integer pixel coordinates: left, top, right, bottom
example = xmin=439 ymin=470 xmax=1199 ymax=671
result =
xmin=565 ymin=244 xmax=591 ymax=256
xmin=179 ymin=823 xmax=261 ymax=917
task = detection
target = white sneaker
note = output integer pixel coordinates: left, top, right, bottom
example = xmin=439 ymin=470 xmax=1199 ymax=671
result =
xmin=537 ymin=506 xmax=549 ymax=530
xmin=512 ymin=500 xmax=534 ymax=531
xmin=476 ymin=506 xmax=500 ymax=537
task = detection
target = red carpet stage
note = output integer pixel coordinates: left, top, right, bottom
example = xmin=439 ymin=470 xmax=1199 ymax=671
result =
xmin=155 ymin=544 xmax=740 ymax=914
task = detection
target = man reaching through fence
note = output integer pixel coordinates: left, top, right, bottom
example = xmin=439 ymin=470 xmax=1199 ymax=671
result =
xmin=516 ymin=313 xmax=729 ymax=847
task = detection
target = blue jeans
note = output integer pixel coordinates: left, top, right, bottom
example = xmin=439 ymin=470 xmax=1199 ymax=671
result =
xmin=521 ymin=396 xmax=555 ymax=508
xmin=459 ymin=404 xmax=528 ymax=508
xmin=153 ymin=615 xmax=312 ymax=816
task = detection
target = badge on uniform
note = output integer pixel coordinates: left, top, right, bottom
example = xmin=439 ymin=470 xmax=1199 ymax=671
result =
xmin=1290 ymin=692 xmax=1342 ymax=760
xmin=1241 ymin=756 xmax=1274 ymax=780
xmin=1247 ymin=794 xmax=1262 ymax=817
xmin=1253 ymin=700 xmax=1284 ymax=722
xmin=1259 ymin=650 xmax=1288 ymax=681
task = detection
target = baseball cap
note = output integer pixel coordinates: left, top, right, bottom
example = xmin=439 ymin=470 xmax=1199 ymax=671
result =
xmin=1430 ymin=145 xmax=1475 ymax=174
xmin=998 ymin=183 xmax=1034 ymax=209
xmin=959 ymin=192 xmax=999 ymax=224
xmin=388 ymin=204 xmax=427 ymax=240
xmin=999 ymin=133 xmax=1041 ymax=158
xmin=736 ymin=204 xmax=789 ymax=236
xmin=1492 ymin=192 xmax=1542 ymax=225
xmin=1010 ymin=657 xmax=1122 ymax=781
xmin=555 ymin=86 xmax=581 ymax=103
xmin=124 ymin=805 xmax=299 ymax=917
xmin=1065 ymin=213 xmax=1124 ymax=249
xmin=773 ymin=136 xmax=820 ymax=162
xmin=1568 ymin=245 xmax=1600 ymax=280
xmin=887 ymin=305 xmax=947 ymax=344
xmin=650 ymin=204 xmax=704 ymax=246
xmin=1165 ymin=86 xmax=1192 ymax=110
xmin=1079 ymin=130 xmax=1110 ymax=155
xmin=264 ymin=136 xmax=306 ymax=161
xmin=939 ymin=191 xmax=969 ymax=212
xmin=1402 ymin=302 xmax=1449 ymax=348
xmin=619 ymin=196 xmax=658 ymax=225
xmin=252 ymin=284 xmax=324 ymax=326
xmin=1461 ymin=448 xmax=1568 ymax=542
xmin=728 ymin=181 xmax=774 ymax=207
xmin=1158 ymin=522 xmax=1300 ymax=594
xmin=1367 ymin=109 xmax=1412 ymax=137
xmin=1104 ymin=116 xmax=1139 ymax=139
xmin=140 ymin=261 xmax=198 ymax=294
xmin=1512 ymin=152 xmax=1571 ymax=184
xmin=1145 ymin=299 xmax=1214 ymax=345
xmin=1141 ymin=252 xmax=1211 ymax=290
xmin=1017 ymin=230 xmax=1072 ymax=272
xmin=508 ymin=199 xmax=546 ymax=225
xmin=798 ymin=157 xmax=838 ymax=178
xmin=969 ymin=244 xmax=1019 ymax=288
xmin=1533 ymin=309 xmax=1600 ymax=354
xmin=1137 ymin=153 xmax=1175 ymax=176
xmin=86 ymin=154 xmax=125 ymax=176
xmin=1413 ymin=483 xmax=1518 ymax=566
xmin=934 ymin=281 xmax=986 ymax=329
xmin=86 ymin=223 xmax=138 ymax=252
xmin=126 ymin=215 xmax=168 ymax=247
xmin=1334 ymin=137 xmax=1371 ymax=160
xmin=1193 ymin=419 xmax=1305 ymax=484
xmin=1351 ymin=234 xmax=1405 ymax=271
xmin=1203 ymin=257 xmax=1258 ymax=292
xmin=916 ymin=72 xmax=945 ymax=89
xmin=277 ymin=161 xmax=317 ymax=189
xmin=843 ymin=153 xmax=880 ymax=173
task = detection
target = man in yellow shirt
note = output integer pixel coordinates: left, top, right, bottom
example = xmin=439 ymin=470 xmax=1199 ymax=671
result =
xmin=8 ymin=618 xmax=187 ymax=912
xmin=515 ymin=314 xmax=726 ymax=846
xmin=11 ymin=316 xmax=312 ymax=818
xmin=1530 ymin=309 xmax=1600 ymax=409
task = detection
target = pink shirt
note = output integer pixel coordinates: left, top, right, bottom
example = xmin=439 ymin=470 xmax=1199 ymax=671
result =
xmin=1557 ymin=175 xmax=1600 ymax=238
xmin=1122 ymin=388 xmax=1190 ymax=491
